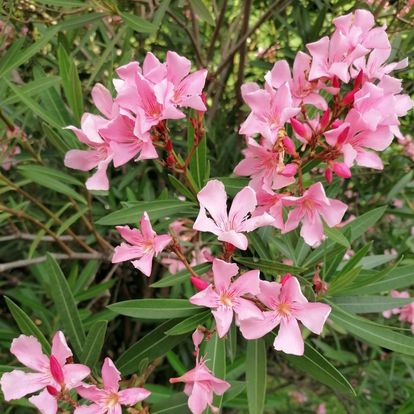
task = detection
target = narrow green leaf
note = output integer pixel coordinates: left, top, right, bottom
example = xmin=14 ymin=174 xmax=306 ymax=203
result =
xmin=328 ymin=267 xmax=362 ymax=295
xmin=116 ymin=320 xmax=187 ymax=375
xmin=5 ymin=297 xmax=51 ymax=353
xmin=80 ymin=320 xmax=107 ymax=367
xmin=189 ymin=0 xmax=215 ymax=25
xmin=323 ymin=225 xmax=350 ymax=248
xmin=96 ymin=200 xmax=197 ymax=225
xmin=108 ymin=299 xmax=201 ymax=319
xmin=246 ymin=339 xmax=267 ymax=414
xmin=46 ymin=254 xmax=85 ymax=357
xmin=152 ymin=0 xmax=171 ymax=28
xmin=165 ymin=310 xmax=211 ymax=335
xmin=344 ymin=206 xmax=387 ymax=242
xmin=330 ymin=304 xmax=414 ymax=356
xmin=119 ymin=11 xmax=157 ymax=33
xmin=168 ymin=175 xmax=196 ymax=202
xmin=284 ymin=342 xmax=355 ymax=396
xmin=151 ymin=393 xmax=191 ymax=414
xmin=151 ymin=262 xmax=212 ymax=288
xmin=386 ymin=171 xmax=413 ymax=203
xmin=234 ymin=257 xmax=307 ymax=275
xmin=331 ymin=296 xmax=414 ymax=313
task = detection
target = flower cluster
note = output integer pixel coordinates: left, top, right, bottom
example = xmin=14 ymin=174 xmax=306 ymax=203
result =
xmin=234 ymin=8 xmax=413 ymax=246
xmin=383 ymin=290 xmax=414 ymax=332
xmin=0 ymin=332 xmax=150 ymax=414
xmin=64 ymin=51 xmax=207 ymax=190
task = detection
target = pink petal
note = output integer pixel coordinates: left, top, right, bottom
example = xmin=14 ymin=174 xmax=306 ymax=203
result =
xmin=111 ymin=244 xmax=144 ymax=263
xmin=273 ymin=317 xmax=304 ymax=355
xmin=193 ymin=205 xmax=221 ymax=235
xmin=102 ymin=358 xmax=120 ymax=392
xmin=118 ymin=387 xmax=151 ymax=405
xmin=257 ymin=280 xmax=281 ymax=309
xmin=115 ymin=225 xmax=143 ymax=245
xmin=29 ymin=389 xmax=58 ymax=414
xmin=319 ymin=199 xmax=347 ymax=227
xmin=153 ymin=234 xmax=172 ymax=253
xmin=132 ymin=251 xmax=155 ymax=276
xmin=74 ymin=404 xmax=103 ymax=414
xmin=239 ymin=312 xmax=279 ymax=340
xmin=62 ymin=364 xmax=90 ymax=389
xmin=0 ymin=370 xmax=49 ymax=400
xmin=355 ymin=150 xmax=383 ymax=169
xmin=166 ymin=51 xmax=191 ymax=85
xmin=301 ymin=212 xmax=324 ymax=247
xmin=265 ymin=60 xmax=291 ymax=88
xmin=188 ymin=382 xmax=211 ymax=414
xmin=228 ymin=186 xmax=257 ymax=227
xmin=283 ymin=206 xmax=304 ymax=233
xmin=242 ymin=212 xmax=275 ymax=232
xmin=10 ymin=335 xmax=49 ymax=372
xmin=190 ymin=285 xmax=220 ymax=308
xmin=51 ymin=331 xmax=72 ymax=366
xmin=234 ymin=297 xmax=264 ymax=321
xmin=218 ymin=230 xmax=249 ymax=250
xmin=293 ymin=302 xmax=331 ymax=334
xmin=280 ymin=277 xmax=307 ymax=304
xmin=92 ymin=83 xmax=114 ymax=119
xmin=231 ymin=270 xmax=260 ymax=296
xmin=140 ymin=212 xmax=156 ymax=240
xmin=196 ymin=180 xmax=228 ymax=227
xmin=212 ymin=307 xmax=233 ymax=338
xmin=143 ymin=52 xmax=166 ymax=83
xmin=64 ymin=149 xmax=101 ymax=171
xmin=85 ymin=157 xmax=112 ymax=191
xmin=107 ymin=405 xmax=122 ymax=414
xmin=212 ymin=258 xmax=239 ymax=291
xmin=76 ymin=384 xmax=105 ymax=403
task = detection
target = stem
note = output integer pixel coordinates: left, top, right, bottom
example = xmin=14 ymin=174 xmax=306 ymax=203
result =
xmin=169 ymin=234 xmax=199 ymax=279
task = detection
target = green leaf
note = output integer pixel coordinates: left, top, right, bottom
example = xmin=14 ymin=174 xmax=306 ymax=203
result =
xmin=18 ymin=165 xmax=83 ymax=187
xmin=57 ymin=44 xmax=84 ymax=123
xmin=234 ymin=257 xmax=307 ymax=275
xmin=168 ymin=175 xmax=196 ymax=202
xmin=151 ymin=393 xmax=191 ymax=414
xmin=330 ymin=304 xmax=414 ymax=356
xmin=211 ymin=176 xmax=249 ymax=196
xmin=46 ymin=254 xmax=85 ymax=357
xmin=189 ymin=0 xmax=215 ymax=25
xmin=119 ymin=11 xmax=157 ymax=33
xmin=152 ymin=0 xmax=171 ymax=28
xmin=323 ymin=225 xmax=350 ymax=248
xmin=35 ymin=0 xmax=84 ymax=6
xmin=116 ymin=320 xmax=187 ymax=375
xmin=18 ymin=164 xmax=86 ymax=204
xmin=331 ymin=296 xmax=414 ymax=313
xmin=205 ymin=333 xmax=227 ymax=410
xmin=285 ymin=342 xmax=355 ymax=396
xmin=386 ymin=171 xmax=413 ymax=203
xmin=80 ymin=320 xmax=107 ymax=368
xmin=344 ymin=206 xmax=387 ymax=242
xmin=248 ymin=232 xmax=272 ymax=260
xmin=151 ymin=263 xmax=212 ymax=288
xmin=328 ymin=267 xmax=362 ymax=295
xmin=246 ymin=339 xmax=267 ymax=414
xmin=96 ymin=200 xmax=197 ymax=225
xmin=165 ymin=310 xmax=211 ymax=335
xmin=5 ymin=297 xmax=51 ymax=353
xmin=108 ymin=299 xmax=202 ymax=319
xmin=188 ymin=121 xmax=208 ymax=190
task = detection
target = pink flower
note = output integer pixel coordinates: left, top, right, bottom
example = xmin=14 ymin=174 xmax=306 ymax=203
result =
xmin=169 ymin=355 xmax=230 ymax=414
xmin=383 ymin=290 xmax=411 ymax=318
xmin=1 ymin=143 xmax=21 ymax=170
xmin=233 ymin=137 xmax=295 ymax=192
xmin=265 ymin=52 xmax=327 ymax=110
xmin=75 ymin=358 xmax=150 ymax=414
xmin=193 ymin=180 xmax=274 ymax=250
xmin=189 ymin=258 xmax=263 ymax=337
xmin=239 ymin=275 xmax=331 ymax=355
xmin=282 ymin=182 xmax=348 ymax=247
xmin=112 ymin=212 xmax=172 ymax=276
xmin=239 ymin=82 xmax=300 ymax=144
xmin=0 ymin=332 xmax=90 ymax=414
xmin=254 ymin=189 xmax=285 ymax=230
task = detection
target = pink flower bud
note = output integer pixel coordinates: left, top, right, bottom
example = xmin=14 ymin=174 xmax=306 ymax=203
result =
xmin=332 ymin=76 xmax=340 ymax=88
xmin=290 ymin=118 xmax=307 ymax=137
xmin=331 ymin=119 xmax=342 ymax=129
xmin=337 ymin=126 xmax=350 ymax=145
xmin=280 ymin=273 xmax=292 ymax=285
xmin=320 ymin=108 xmax=330 ymax=130
xmin=49 ymin=355 xmax=64 ymax=385
xmin=46 ymin=385 xmax=59 ymax=396
xmin=333 ymin=162 xmax=352 ymax=178
xmin=280 ymin=163 xmax=297 ymax=177
xmin=282 ymin=136 xmax=296 ymax=155
xmin=325 ymin=168 xmax=333 ymax=183
xmin=354 ymin=69 xmax=364 ymax=90
xmin=192 ymin=329 xmax=204 ymax=349
xmin=191 ymin=276 xmax=209 ymax=291
xmin=341 ymin=90 xmax=356 ymax=106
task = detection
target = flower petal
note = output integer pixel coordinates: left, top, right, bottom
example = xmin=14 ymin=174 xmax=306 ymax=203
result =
xmin=212 ymin=258 xmax=239 ymax=291
xmin=102 ymin=358 xmax=121 ymax=392
xmin=29 ymin=389 xmax=58 ymax=414
xmin=239 ymin=312 xmax=279 ymax=340
xmin=10 ymin=335 xmax=49 ymax=372
xmin=118 ymin=387 xmax=151 ymax=405
xmin=0 ymin=370 xmax=49 ymax=400
xmin=294 ymin=302 xmax=331 ymax=334
xmin=212 ymin=307 xmax=234 ymax=338
xmin=273 ymin=317 xmax=304 ymax=355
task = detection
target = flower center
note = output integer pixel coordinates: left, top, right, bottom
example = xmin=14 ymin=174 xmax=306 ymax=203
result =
xmin=105 ymin=392 xmax=119 ymax=408
xmin=276 ymin=302 xmax=291 ymax=316
xmin=220 ymin=293 xmax=233 ymax=307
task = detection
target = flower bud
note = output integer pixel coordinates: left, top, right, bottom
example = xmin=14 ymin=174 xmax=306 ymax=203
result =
xmin=354 ymin=69 xmax=364 ymax=90
xmin=165 ymin=139 xmax=173 ymax=152
xmin=280 ymin=273 xmax=292 ymax=285
xmin=325 ymin=167 xmax=333 ymax=184
xmin=191 ymin=276 xmax=209 ymax=291
xmin=282 ymin=136 xmax=296 ymax=155
xmin=333 ymin=162 xmax=352 ymax=178
xmin=331 ymin=119 xmax=342 ymax=129
xmin=280 ymin=163 xmax=297 ymax=177
xmin=337 ymin=126 xmax=350 ymax=145
xmin=192 ymin=329 xmax=204 ymax=349
xmin=341 ymin=90 xmax=356 ymax=106
xmin=290 ymin=118 xmax=307 ymax=138
xmin=49 ymin=356 xmax=64 ymax=385
xmin=46 ymin=385 xmax=59 ymax=396
xmin=320 ymin=108 xmax=330 ymax=131
xmin=332 ymin=76 xmax=340 ymax=88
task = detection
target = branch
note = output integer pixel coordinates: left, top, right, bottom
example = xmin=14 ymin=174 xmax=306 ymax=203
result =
xmin=0 ymin=233 xmax=87 ymax=242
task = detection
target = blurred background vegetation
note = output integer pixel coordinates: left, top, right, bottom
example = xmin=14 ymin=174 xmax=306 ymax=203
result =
xmin=0 ymin=0 xmax=414 ymax=412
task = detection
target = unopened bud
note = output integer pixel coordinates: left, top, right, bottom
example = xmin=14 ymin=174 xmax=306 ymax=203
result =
xmin=333 ymin=162 xmax=352 ymax=178
xmin=49 ymin=356 xmax=64 ymax=385
xmin=337 ymin=126 xmax=350 ymax=145
xmin=280 ymin=163 xmax=297 ymax=177
xmin=332 ymin=76 xmax=340 ymax=88
xmin=341 ymin=90 xmax=356 ymax=106
xmin=190 ymin=276 xmax=209 ymax=291
xmin=354 ymin=69 xmax=364 ymax=90
xmin=165 ymin=139 xmax=173 ymax=152
xmin=325 ymin=168 xmax=333 ymax=184
xmin=320 ymin=108 xmax=330 ymax=130
xmin=290 ymin=118 xmax=307 ymax=137
xmin=282 ymin=136 xmax=296 ymax=155
xmin=46 ymin=385 xmax=59 ymax=396
xmin=280 ymin=273 xmax=292 ymax=285
xmin=166 ymin=154 xmax=175 ymax=167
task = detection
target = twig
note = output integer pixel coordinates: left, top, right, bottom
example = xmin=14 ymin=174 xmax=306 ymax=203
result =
xmin=0 ymin=232 xmax=87 ymax=242
xmin=0 ymin=252 xmax=107 ymax=272
xmin=206 ymin=0 xmax=228 ymax=62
